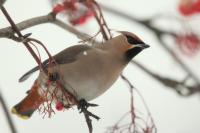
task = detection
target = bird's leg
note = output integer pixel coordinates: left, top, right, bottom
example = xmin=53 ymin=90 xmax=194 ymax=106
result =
xmin=77 ymin=99 xmax=100 ymax=133
xmin=77 ymin=99 xmax=98 ymax=112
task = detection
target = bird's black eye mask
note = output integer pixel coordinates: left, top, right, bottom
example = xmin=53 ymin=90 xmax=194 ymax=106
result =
xmin=125 ymin=35 xmax=144 ymax=45
xmin=125 ymin=47 xmax=142 ymax=61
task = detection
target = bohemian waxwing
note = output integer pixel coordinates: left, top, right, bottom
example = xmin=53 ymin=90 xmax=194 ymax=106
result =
xmin=11 ymin=31 xmax=149 ymax=119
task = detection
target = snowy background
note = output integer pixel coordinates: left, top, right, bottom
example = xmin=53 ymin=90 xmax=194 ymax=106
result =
xmin=1 ymin=0 xmax=200 ymax=133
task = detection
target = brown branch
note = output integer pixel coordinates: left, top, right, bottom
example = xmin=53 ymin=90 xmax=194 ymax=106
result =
xmin=0 ymin=0 xmax=5 ymax=6
xmin=119 ymin=74 xmax=157 ymax=133
xmin=79 ymin=0 xmax=112 ymax=41
xmin=106 ymin=74 xmax=157 ymax=133
xmin=92 ymin=0 xmax=112 ymax=40
xmin=0 ymin=12 xmax=93 ymax=42
xmin=120 ymin=74 xmax=135 ymax=125
xmin=0 ymin=13 xmax=55 ymax=39
xmin=131 ymin=60 xmax=200 ymax=96
xmin=52 ymin=19 xmax=91 ymax=40
xmin=0 ymin=89 xmax=17 ymax=133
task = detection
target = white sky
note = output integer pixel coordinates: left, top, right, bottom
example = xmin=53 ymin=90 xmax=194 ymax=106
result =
xmin=1 ymin=0 xmax=200 ymax=133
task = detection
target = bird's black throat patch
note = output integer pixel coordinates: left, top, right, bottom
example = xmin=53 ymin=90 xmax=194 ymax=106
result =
xmin=125 ymin=47 xmax=142 ymax=61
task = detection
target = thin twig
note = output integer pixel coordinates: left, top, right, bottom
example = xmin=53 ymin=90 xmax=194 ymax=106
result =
xmin=0 ymin=89 xmax=17 ymax=133
xmin=107 ymin=74 xmax=157 ymax=133
xmin=52 ymin=19 xmax=91 ymax=40
xmin=0 ymin=6 xmax=44 ymax=67
xmin=0 ymin=0 xmax=5 ymax=7
xmin=131 ymin=60 xmax=200 ymax=96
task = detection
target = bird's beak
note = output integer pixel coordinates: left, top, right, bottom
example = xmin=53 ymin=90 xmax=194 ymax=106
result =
xmin=138 ymin=43 xmax=150 ymax=49
xmin=142 ymin=44 xmax=150 ymax=49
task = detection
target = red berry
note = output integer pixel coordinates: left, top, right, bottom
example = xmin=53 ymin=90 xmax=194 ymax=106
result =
xmin=53 ymin=4 xmax=65 ymax=14
xmin=175 ymin=34 xmax=200 ymax=55
xmin=178 ymin=0 xmax=200 ymax=16
xmin=56 ymin=102 xmax=64 ymax=111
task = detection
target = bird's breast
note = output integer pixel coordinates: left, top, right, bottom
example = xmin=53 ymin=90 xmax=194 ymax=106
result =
xmin=37 ymin=50 xmax=125 ymax=102
xmin=59 ymin=51 xmax=123 ymax=101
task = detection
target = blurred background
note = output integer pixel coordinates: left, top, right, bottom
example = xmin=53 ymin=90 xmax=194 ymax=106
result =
xmin=0 ymin=0 xmax=200 ymax=133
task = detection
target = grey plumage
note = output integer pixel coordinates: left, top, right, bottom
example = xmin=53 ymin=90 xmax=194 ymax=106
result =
xmin=19 ymin=45 xmax=91 ymax=82
xmin=12 ymin=31 xmax=149 ymax=119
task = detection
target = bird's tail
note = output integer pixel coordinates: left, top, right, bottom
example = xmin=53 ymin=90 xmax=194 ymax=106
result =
xmin=11 ymin=82 xmax=44 ymax=119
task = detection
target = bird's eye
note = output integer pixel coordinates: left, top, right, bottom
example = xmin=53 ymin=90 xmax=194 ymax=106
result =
xmin=125 ymin=35 xmax=144 ymax=45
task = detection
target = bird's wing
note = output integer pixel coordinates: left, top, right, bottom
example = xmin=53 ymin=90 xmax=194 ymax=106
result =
xmin=18 ymin=45 xmax=91 ymax=82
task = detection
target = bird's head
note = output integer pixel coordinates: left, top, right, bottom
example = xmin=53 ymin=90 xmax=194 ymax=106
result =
xmin=116 ymin=31 xmax=150 ymax=61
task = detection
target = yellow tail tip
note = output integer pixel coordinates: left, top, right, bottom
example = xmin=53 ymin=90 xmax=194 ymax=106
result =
xmin=11 ymin=107 xmax=17 ymax=114
xmin=11 ymin=107 xmax=30 ymax=120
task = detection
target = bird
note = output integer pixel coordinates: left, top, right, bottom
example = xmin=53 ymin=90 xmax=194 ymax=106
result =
xmin=11 ymin=31 xmax=149 ymax=119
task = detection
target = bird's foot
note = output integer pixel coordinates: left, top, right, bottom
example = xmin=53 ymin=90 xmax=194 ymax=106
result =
xmin=77 ymin=99 xmax=98 ymax=113
xmin=77 ymin=99 xmax=100 ymax=120
xmin=77 ymin=99 xmax=100 ymax=133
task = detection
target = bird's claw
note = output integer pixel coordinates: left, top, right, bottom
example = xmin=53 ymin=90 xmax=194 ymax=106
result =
xmin=77 ymin=99 xmax=100 ymax=120
xmin=77 ymin=99 xmax=98 ymax=113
